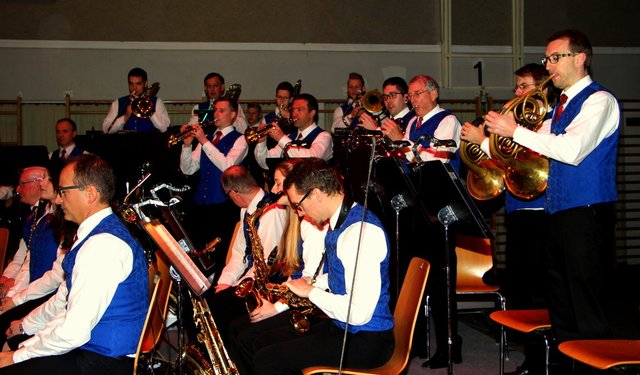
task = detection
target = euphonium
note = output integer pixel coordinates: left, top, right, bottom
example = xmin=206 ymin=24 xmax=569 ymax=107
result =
xmin=234 ymin=195 xmax=317 ymax=333
xmin=180 ymin=290 xmax=239 ymax=375
xmin=132 ymin=82 xmax=160 ymax=119
xmin=488 ymin=74 xmax=554 ymax=199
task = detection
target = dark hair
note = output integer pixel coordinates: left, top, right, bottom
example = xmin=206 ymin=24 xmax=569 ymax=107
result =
xmin=275 ymin=81 xmax=295 ymax=95
xmin=514 ymin=63 xmax=549 ymax=84
xmin=547 ymin=29 xmax=593 ymax=69
xmin=221 ymin=165 xmax=258 ymax=194
xmin=128 ymin=67 xmax=147 ymax=82
xmin=348 ymin=72 xmax=365 ymax=86
xmin=284 ymin=158 xmax=343 ymax=197
xmin=292 ymin=93 xmax=319 ymax=123
xmin=247 ymin=102 xmax=262 ymax=112
xmin=216 ymin=97 xmax=239 ymax=112
xmin=383 ymin=76 xmax=409 ymax=94
xmin=56 ymin=118 xmax=77 ymax=132
xmin=204 ymin=72 xmax=225 ymax=85
xmin=69 ymin=154 xmax=116 ymax=204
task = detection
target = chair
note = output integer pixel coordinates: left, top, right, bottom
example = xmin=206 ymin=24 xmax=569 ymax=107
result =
xmin=0 ymin=227 xmax=8 ymax=274
xmin=302 ymin=257 xmax=430 ymax=375
xmin=425 ymin=234 xmax=506 ymax=359
xmin=226 ymin=221 xmax=242 ymax=265
xmin=490 ymin=309 xmax=552 ymax=375
xmin=134 ymin=255 xmax=174 ymax=375
xmin=558 ymin=339 xmax=640 ymax=371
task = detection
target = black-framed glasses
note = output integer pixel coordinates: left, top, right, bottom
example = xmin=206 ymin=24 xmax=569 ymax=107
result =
xmin=57 ymin=184 xmax=86 ymax=197
xmin=382 ymin=92 xmax=403 ymax=101
xmin=291 ymin=189 xmax=312 ymax=211
xmin=541 ymin=52 xmax=577 ymax=65
xmin=225 ymin=189 xmax=236 ymax=198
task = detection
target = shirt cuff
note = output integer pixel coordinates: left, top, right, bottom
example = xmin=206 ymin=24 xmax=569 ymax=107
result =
xmin=274 ymin=301 xmax=290 ymax=313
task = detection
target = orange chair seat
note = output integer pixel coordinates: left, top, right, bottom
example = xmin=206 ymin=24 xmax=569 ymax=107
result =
xmin=559 ymin=340 xmax=640 ymax=370
xmin=490 ymin=309 xmax=550 ymax=333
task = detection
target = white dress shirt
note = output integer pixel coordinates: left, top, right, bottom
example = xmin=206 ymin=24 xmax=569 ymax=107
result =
xmin=102 ymin=97 xmax=170 ymax=133
xmin=179 ymin=126 xmax=248 ymax=176
xmin=403 ymin=105 xmax=461 ymax=163
xmin=15 ymin=208 xmax=135 ymax=363
xmin=11 ymin=253 xmax=65 ymax=306
xmin=253 ymin=124 xmax=333 ymax=170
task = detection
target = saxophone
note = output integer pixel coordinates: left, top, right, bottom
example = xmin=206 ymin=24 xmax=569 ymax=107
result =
xmin=180 ymin=290 xmax=239 ymax=375
xmin=234 ymin=197 xmax=318 ymax=333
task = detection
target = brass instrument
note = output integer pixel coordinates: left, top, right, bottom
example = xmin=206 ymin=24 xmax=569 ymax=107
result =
xmin=460 ymin=75 xmax=554 ymax=200
xmin=131 ymin=82 xmax=160 ymax=119
xmin=180 ymin=290 xmax=239 ymax=375
xmin=234 ymin=197 xmax=317 ymax=333
xmin=488 ymin=75 xmax=554 ymax=199
xmin=245 ymin=124 xmax=273 ymax=145
xmin=167 ymin=84 xmax=242 ymax=148
xmin=244 ymin=80 xmax=301 ymax=145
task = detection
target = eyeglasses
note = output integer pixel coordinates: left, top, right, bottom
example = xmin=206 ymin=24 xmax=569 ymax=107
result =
xmin=291 ymin=189 xmax=312 ymax=212
xmin=407 ymin=89 xmax=428 ymax=100
xmin=224 ymin=189 xmax=236 ymax=198
xmin=18 ymin=178 xmax=44 ymax=186
xmin=382 ymin=92 xmax=403 ymax=101
xmin=514 ymin=83 xmax=536 ymax=91
xmin=541 ymin=52 xmax=577 ymax=65
xmin=56 ymin=184 xmax=86 ymax=197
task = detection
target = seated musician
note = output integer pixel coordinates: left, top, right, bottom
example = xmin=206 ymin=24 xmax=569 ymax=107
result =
xmin=358 ymin=76 xmax=415 ymax=133
xmin=205 ymin=165 xmax=286 ymax=341
xmin=331 ymin=72 xmax=366 ymax=133
xmin=102 ymin=67 xmax=170 ymax=133
xmin=246 ymin=103 xmax=263 ymax=129
xmin=179 ymin=97 xmax=248 ymax=269
xmin=254 ymin=93 xmax=333 ymax=170
xmin=235 ymin=158 xmax=394 ymax=374
xmin=0 ymin=155 xmax=148 ymax=375
xmin=189 ymin=72 xmax=248 ymax=134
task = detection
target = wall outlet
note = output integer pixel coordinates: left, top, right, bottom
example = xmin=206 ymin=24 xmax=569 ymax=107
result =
xmin=64 ymin=90 xmax=73 ymax=97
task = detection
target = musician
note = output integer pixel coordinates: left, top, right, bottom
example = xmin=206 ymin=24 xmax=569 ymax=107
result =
xmin=461 ymin=64 xmax=552 ymax=374
xmin=254 ymin=93 xmax=333 ymax=170
xmin=206 ymin=165 xmax=286 ymax=341
xmin=179 ymin=98 xmax=248 ymax=270
xmin=331 ymin=72 xmax=366 ymax=132
xmin=48 ymin=118 xmax=87 ymax=177
xmin=486 ymin=30 xmax=621 ymax=352
xmin=246 ymin=103 xmax=263 ymax=129
xmin=189 ymin=72 xmax=248 ymax=134
xmin=241 ymin=158 xmax=394 ymax=374
xmin=260 ymin=81 xmax=296 ymax=150
xmin=102 ymin=67 xmax=170 ymax=133
xmin=0 ymin=155 xmax=148 ymax=374
xmin=358 ymin=76 xmax=415 ymax=133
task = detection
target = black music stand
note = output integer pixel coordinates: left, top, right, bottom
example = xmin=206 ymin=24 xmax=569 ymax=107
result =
xmin=412 ymin=160 xmax=493 ymax=375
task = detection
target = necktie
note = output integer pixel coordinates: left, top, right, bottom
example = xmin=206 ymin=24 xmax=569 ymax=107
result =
xmin=60 ymin=149 xmax=67 ymax=160
xmin=415 ymin=117 xmax=423 ymax=130
xmin=296 ymin=132 xmax=303 ymax=140
xmin=212 ymin=131 xmax=222 ymax=145
xmin=555 ymin=94 xmax=568 ymax=121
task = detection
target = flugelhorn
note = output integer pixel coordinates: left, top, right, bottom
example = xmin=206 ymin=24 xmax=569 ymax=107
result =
xmin=131 ymin=82 xmax=160 ymax=119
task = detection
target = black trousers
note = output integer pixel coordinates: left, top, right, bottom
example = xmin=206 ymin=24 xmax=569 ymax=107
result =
xmin=232 ymin=315 xmax=394 ymax=375
xmin=0 ymin=294 xmax=52 ymax=347
xmin=545 ymin=203 xmax=616 ymax=342
xmin=0 ymin=349 xmax=133 ymax=375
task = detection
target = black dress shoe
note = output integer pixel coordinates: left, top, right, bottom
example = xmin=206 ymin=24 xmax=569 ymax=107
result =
xmin=421 ymin=349 xmax=463 ymax=369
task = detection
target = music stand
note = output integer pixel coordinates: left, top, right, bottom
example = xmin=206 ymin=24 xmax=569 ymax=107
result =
xmin=412 ymin=160 xmax=493 ymax=375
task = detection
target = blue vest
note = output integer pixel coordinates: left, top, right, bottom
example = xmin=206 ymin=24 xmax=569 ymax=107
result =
xmin=117 ymin=95 xmax=158 ymax=132
xmin=396 ymin=109 xmax=416 ymax=132
xmin=545 ymin=82 xmax=619 ymax=214
xmin=324 ymin=204 xmax=394 ymax=333
xmin=50 ymin=146 xmax=84 ymax=163
xmin=288 ymin=126 xmax=324 ymax=146
xmin=28 ymin=213 xmax=59 ymax=282
xmin=264 ymin=112 xmax=277 ymax=124
xmin=194 ymin=130 xmax=243 ymax=205
xmin=340 ymin=102 xmax=363 ymax=128
xmin=61 ymin=213 xmax=148 ymax=357
xmin=408 ymin=110 xmax=461 ymax=173
xmin=290 ymin=236 xmax=305 ymax=280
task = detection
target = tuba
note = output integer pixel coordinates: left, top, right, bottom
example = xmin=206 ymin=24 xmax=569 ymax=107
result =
xmin=132 ymin=82 xmax=160 ymax=119
xmin=234 ymin=195 xmax=318 ymax=333
xmin=180 ymin=290 xmax=239 ymax=375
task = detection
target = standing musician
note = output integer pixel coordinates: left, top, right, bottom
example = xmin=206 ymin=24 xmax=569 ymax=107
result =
xmin=102 ymin=67 xmax=170 ymax=133
xmin=254 ymin=93 xmax=333 ymax=170
xmin=486 ymin=30 xmax=621 ymax=355
xmin=179 ymin=98 xmax=248 ymax=273
xmin=48 ymin=118 xmax=88 ymax=177
xmin=189 ymin=72 xmax=248 ymax=134
xmin=358 ymin=76 xmax=415 ymax=133
xmin=243 ymin=158 xmax=394 ymax=374
xmin=331 ymin=72 xmax=366 ymax=132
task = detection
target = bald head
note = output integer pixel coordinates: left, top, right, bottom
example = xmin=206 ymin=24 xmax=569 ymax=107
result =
xmin=16 ymin=166 xmax=47 ymax=206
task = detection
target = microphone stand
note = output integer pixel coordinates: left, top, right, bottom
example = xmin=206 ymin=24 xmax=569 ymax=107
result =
xmin=438 ymin=205 xmax=459 ymax=375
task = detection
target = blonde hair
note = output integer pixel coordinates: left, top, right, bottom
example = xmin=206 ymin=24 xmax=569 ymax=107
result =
xmin=274 ymin=159 xmax=304 ymax=276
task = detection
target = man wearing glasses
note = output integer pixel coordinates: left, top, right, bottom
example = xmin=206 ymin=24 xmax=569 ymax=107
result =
xmin=0 ymin=155 xmax=148 ymax=374
xmin=359 ymin=76 xmax=415 ymax=133
xmin=486 ymin=30 xmax=621 ymax=349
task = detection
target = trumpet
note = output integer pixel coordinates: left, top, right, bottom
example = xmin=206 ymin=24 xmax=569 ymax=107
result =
xmin=245 ymin=124 xmax=273 ymax=145
xmin=167 ymin=119 xmax=216 ymax=148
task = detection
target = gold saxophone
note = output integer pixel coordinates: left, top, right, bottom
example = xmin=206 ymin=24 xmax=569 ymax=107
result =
xmin=180 ymin=289 xmax=239 ymax=375
xmin=235 ymin=198 xmax=318 ymax=333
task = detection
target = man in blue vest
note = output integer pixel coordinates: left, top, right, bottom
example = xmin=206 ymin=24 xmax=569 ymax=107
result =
xmin=0 ymin=155 xmax=148 ymax=374
xmin=48 ymin=118 xmax=87 ymax=177
xmin=486 ymin=29 xmax=620 ymax=347
xmin=245 ymin=158 xmax=393 ymax=374
xmin=188 ymin=72 xmax=248 ymax=134
xmin=102 ymin=67 xmax=170 ymax=133
xmin=180 ymin=97 xmax=248 ymax=276
xmin=358 ymin=76 xmax=415 ymax=133
xmin=331 ymin=72 xmax=366 ymax=133
xmin=254 ymin=93 xmax=333 ymax=170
